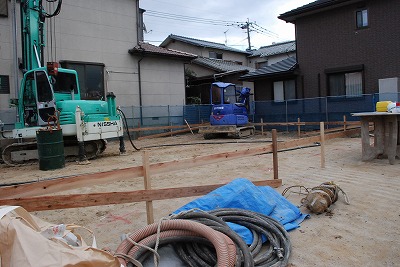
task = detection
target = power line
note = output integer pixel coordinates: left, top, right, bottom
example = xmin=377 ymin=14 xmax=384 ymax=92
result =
xmin=144 ymin=10 xmax=244 ymax=26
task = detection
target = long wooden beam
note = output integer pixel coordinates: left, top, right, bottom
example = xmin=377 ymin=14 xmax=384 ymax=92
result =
xmin=129 ymin=123 xmax=205 ymax=132
xmin=251 ymin=121 xmax=360 ymax=126
xmin=0 ymin=128 xmax=360 ymax=200
xmin=138 ymin=127 xmax=200 ymax=140
xmin=0 ymin=180 xmax=282 ymax=211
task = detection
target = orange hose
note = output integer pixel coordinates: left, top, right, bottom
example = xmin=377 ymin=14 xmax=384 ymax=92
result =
xmin=115 ymin=219 xmax=236 ymax=267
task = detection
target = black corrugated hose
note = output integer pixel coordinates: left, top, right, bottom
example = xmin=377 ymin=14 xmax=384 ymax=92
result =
xmin=123 ymin=208 xmax=291 ymax=267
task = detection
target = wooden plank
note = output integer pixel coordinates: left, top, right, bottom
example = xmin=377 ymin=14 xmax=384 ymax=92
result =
xmin=0 ymin=166 xmax=144 ymax=199
xmin=0 ymin=129 xmax=360 ymax=200
xmin=138 ymin=127 xmax=200 ymax=140
xmin=129 ymin=123 xmax=205 ymax=132
xmin=0 ymin=179 xmax=282 ymax=211
xmin=251 ymin=121 xmax=360 ymax=127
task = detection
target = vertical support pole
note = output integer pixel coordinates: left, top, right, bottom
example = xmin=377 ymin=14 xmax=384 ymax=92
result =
xmin=272 ymin=129 xmax=279 ymax=180
xmin=343 ymin=115 xmax=347 ymax=131
xmin=261 ymin=118 xmax=264 ymax=136
xmin=297 ymin=117 xmax=301 ymax=137
xmin=143 ymin=150 xmax=154 ymax=224
xmin=320 ymin=122 xmax=326 ymax=168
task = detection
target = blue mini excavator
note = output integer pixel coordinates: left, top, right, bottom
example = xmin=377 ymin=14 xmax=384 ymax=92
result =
xmin=199 ymin=82 xmax=255 ymax=139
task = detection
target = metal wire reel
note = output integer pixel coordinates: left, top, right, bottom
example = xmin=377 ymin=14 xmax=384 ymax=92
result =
xmin=301 ymin=182 xmax=350 ymax=214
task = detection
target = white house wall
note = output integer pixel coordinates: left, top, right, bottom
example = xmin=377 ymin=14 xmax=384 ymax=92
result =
xmin=55 ymin=0 xmax=139 ymax=107
xmin=140 ymin=57 xmax=186 ymax=106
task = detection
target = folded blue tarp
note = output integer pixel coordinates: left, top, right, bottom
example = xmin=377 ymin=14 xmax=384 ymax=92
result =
xmin=173 ymin=178 xmax=309 ymax=244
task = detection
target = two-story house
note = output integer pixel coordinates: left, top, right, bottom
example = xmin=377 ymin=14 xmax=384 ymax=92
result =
xmin=0 ymin=1 xmax=197 ymax=127
xmin=160 ymin=34 xmax=255 ymax=104
xmin=241 ymin=0 xmax=400 ymax=102
xmin=248 ymin=41 xmax=296 ymax=69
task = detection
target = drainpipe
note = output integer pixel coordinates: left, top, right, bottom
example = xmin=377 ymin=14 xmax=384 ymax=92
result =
xmin=137 ymin=54 xmax=144 ymax=126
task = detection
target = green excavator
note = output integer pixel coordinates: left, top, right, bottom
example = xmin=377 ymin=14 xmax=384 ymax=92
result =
xmin=0 ymin=0 xmax=127 ymax=166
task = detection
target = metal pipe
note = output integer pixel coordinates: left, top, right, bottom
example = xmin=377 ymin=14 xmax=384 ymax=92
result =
xmin=12 ymin=0 xmax=19 ymax=121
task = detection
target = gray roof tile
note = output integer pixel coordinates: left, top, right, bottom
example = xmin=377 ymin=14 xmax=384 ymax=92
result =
xmin=129 ymin=42 xmax=197 ymax=59
xmin=193 ymin=57 xmax=256 ymax=73
xmin=250 ymin=41 xmax=296 ymax=57
xmin=160 ymin=34 xmax=251 ymax=54
xmin=279 ymin=0 xmax=355 ymax=22
xmin=240 ymin=56 xmax=297 ymax=79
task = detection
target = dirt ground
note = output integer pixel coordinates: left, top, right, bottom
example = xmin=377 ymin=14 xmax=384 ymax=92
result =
xmin=0 ymin=131 xmax=399 ymax=266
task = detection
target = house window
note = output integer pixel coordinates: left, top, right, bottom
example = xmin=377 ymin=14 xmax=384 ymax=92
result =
xmin=209 ymin=51 xmax=223 ymax=59
xmin=0 ymin=75 xmax=10 ymax=94
xmin=356 ymin=9 xmax=368 ymax=28
xmin=328 ymin=71 xmax=363 ymax=96
xmin=273 ymin=79 xmax=296 ymax=102
xmin=0 ymin=0 xmax=7 ymax=17
xmin=61 ymin=62 xmax=105 ymax=100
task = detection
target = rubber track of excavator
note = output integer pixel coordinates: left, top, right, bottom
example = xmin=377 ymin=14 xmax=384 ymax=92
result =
xmin=1 ymin=139 xmax=106 ymax=166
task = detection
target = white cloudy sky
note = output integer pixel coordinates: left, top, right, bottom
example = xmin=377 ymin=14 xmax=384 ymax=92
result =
xmin=140 ymin=0 xmax=315 ymax=50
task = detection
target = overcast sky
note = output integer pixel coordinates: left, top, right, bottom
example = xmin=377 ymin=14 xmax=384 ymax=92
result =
xmin=139 ymin=0 xmax=315 ymax=50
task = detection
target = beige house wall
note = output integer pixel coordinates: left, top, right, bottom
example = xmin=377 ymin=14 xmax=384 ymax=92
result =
xmin=164 ymin=41 xmax=248 ymax=64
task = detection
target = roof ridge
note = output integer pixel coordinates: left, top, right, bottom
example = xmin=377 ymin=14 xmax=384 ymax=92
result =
xmin=258 ymin=40 xmax=295 ymax=49
xmin=170 ymin=34 xmax=227 ymax=47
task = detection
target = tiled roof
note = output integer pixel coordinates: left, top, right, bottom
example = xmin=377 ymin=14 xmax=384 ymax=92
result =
xmin=279 ymin=0 xmax=358 ymax=22
xmin=240 ymin=56 xmax=297 ymax=80
xmin=129 ymin=42 xmax=197 ymax=59
xmin=193 ymin=57 xmax=256 ymax=73
xmin=250 ymin=41 xmax=296 ymax=57
xmin=160 ymin=34 xmax=251 ymax=55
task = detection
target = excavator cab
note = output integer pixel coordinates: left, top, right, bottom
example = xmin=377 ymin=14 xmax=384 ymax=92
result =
xmin=21 ymin=69 xmax=56 ymax=127
xmin=209 ymin=82 xmax=250 ymax=126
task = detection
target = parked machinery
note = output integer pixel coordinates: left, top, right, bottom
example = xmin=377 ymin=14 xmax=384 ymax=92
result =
xmin=0 ymin=0 xmax=127 ymax=166
xmin=199 ymin=82 xmax=255 ymax=139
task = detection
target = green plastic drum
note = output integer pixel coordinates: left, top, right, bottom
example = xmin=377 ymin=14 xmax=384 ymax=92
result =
xmin=36 ymin=129 xmax=65 ymax=171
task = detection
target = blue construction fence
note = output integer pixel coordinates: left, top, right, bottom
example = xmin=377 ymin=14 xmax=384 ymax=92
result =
xmin=0 ymin=93 xmax=398 ymax=134
xmin=119 ymin=93 xmax=387 ymax=129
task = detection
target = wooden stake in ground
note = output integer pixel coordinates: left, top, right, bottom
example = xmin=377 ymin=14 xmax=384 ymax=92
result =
xmin=184 ymin=119 xmax=194 ymax=135
xmin=320 ymin=122 xmax=326 ymax=168
xmin=143 ymin=150 xmax=154 ymax=224
xmin=272 ymin=129 xmax=279 ymax=180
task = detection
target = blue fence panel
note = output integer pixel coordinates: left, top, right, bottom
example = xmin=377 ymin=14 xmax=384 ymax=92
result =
xmin=183 ymin=105 xmax=212 ymax=124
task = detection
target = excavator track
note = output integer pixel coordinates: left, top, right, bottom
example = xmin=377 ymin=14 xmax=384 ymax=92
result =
xmin=1 ymin=139 xmax=107 ymax=167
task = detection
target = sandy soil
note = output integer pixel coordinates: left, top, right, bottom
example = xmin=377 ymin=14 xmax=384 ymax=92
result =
xmin=0 ymin=131 xmax=399 ymax=266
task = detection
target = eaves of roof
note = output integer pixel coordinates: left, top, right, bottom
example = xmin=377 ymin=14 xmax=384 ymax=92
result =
xmin=240 ymin=56 xmax=297 ymax=80
xmin=193 ymin=57 xmax=256 ymax=73
xmin=129 ymin=42 xmax=197 ymax=60
xmin=279 ymin=0 xmax=364 ymax=23
xmin=160 ymin=34 xmax=251 ymax=55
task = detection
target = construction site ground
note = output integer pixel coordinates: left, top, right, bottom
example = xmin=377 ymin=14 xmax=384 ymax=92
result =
xmin=0 ymin=131 xmax=399 ymax=267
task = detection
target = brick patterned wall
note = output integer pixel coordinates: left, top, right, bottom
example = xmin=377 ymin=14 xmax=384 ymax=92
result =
xmin=295 ymin=0 xmax=400 ymax=97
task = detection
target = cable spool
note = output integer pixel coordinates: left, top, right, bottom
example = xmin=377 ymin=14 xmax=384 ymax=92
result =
xmin=301 ymin=182 xmax=349 ymax=214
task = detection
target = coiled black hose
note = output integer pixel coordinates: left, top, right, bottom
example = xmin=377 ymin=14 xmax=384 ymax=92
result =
xmin=172 ymin=208 xmax=291 ymax=267
xmin=119 ymin=208 xmax=291 ymax=267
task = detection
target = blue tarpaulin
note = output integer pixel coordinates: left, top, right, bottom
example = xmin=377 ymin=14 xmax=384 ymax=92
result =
xmin=173 ymin=178 xmax=309 ymax=244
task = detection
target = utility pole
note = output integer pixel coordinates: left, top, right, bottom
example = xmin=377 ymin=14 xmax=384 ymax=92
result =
xmin=241 ymin=19 xmax=252 ymax=51
xmin=246 ymin=18 xmax=251 ymax=51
